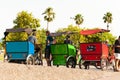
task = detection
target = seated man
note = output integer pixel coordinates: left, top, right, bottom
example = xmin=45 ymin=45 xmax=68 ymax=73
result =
xmin=64 ymin=35 xmax=72 ymax=44
xmin=28 ymin=32 xmax=37 ymax=45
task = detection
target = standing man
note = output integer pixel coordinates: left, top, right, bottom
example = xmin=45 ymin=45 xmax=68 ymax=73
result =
xmin=114 ymin=36 xmax=120 ymax=71
xmin=45 ymin=31 xmax=53 ymax=66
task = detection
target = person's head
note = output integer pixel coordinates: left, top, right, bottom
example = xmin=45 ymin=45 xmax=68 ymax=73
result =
xmin=118 ymin=36 xmax=120 ymax=40
xmin=46 ymin=30 xmax=50 ymax=36
xmin=105 ymin=39 xmax=109 ymax=44
xmin=117 ymin=36 xmax=120 ymax=41
xmin=32 ymin=32 xmax=36 ymax=36
xmin=66 ymin=35 xmax=70 ymax=39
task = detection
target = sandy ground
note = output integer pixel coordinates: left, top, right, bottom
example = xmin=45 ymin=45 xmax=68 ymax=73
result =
xmin=0 ymin=59 xmax=119 ymax=80
xmin=96 ymin=72 xmax=120 ymax=80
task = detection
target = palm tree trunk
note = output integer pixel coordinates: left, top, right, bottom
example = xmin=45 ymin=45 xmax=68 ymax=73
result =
xmin=47 ymin=22 xmax=49 ymax=31
xmin=107 ymin=23 xmax=109 ymax=30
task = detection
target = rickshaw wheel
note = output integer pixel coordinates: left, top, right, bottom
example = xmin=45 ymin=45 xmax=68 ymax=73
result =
xmin=94 ymin=61 xmax=101 ymax=69
xmin=66 ymin=57 xmax=76 ymax=68
xmin=78 ymin=59 xmax=85 ymax=69
xmin=57 ymin=65 xmax=59 ymax=67
xmin=26 ymin=55 xmax=35 ymax=65
xmin=101 ymin=58 xmax=108 ymax=71
xmin=40 ymin=60 xmax=43 ymax=65
xmin=35 ymin=59 xmax=43 ymax=65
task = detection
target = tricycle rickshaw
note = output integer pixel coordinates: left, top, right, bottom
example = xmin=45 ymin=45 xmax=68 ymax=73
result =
xmin=4 ymin=28 xmax=43 ymax=65
xmin=79 ymin=29 xmax=110 ymax=70
xmin=50 ymin=32 xmax=77 ymax=68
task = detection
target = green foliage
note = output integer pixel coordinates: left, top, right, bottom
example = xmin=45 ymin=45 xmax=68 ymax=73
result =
xmin=56 ymin=25 xmax=82 ymax=48
xmin=42 ymin=7 xmax=55 ymax=30
xmin=0 ymin=42 xmax=2 ymax=50
xmin=13 ymin=11 xmax=40 ymax=28
xmin=74 ymin=14 xmax=84 ymax=27
xmin=6 ymin=11 xmax=40 ymax=41
xmin=56 ymin=26 xmax=116 ymax=48
xmin=36 ymin=29 xmax=46 ymax=54
xmin=83 ymin=31 xmax=115 ymax=45
xmin=42 ymin=7 xmax=55 ymax=22
xmin=103 ymin=12 xmax=112 ymax=30
xmin=36 ymin=29 xmax=46 ymax=44
xmin=6 ymin=32 xmax=28 ymax=41
xmin=103 ymin=12 xmax=112 ymax=23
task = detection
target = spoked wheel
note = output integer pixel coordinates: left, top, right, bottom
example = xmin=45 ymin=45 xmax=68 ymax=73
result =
xmin=101 ymin=58 xmax=108 ymax=71
xmin=34 ymin=49 xmax=43 ymax=65
xmin=94 ymin=61 xmax=101 ymax=69
xmin=26 ymin=55 xmax=35 ymax=65
xmin=78 ymin=59 xmax=85 ymax=69
xmin=35 ymin=58 xmax=43 ymax=65
xmin=4 ymin=54 xmax=9 ymax=62
xmin=66 ymin=57 xmax=76 ymax=68
xmin=56 ymin=65 xmax=59 ymax=67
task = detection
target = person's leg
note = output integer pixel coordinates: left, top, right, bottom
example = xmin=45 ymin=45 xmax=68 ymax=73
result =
xmin=118 ymin=60 xmax=120 ymax=70
xmin=118 ymin=60 xmax=120 ymax=69
xmin=115 ymin=53 xmax=119 ymax=71
xmin=47 ymin=59 xmax=51 ymax=66
xmin=47 ymin=49 xmax=51 ymax=66
xmin=118 ymin=54 xmax=120 ymax=69
xmin=46 ymin=59 xmax=50 ymax=66
xmin=115 ymin=59 xmax=119 ymax=71
xmin=111 ymin=59 xmax=115 ymax=71
xmin=117 ymin=53 xmax=120 ymax=70
xmin=45 ymin=48 xmax=50 ymax=66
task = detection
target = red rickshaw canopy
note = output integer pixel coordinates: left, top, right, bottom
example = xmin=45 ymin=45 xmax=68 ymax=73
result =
xmin=80 ymin=29 xmax=110 ymax=35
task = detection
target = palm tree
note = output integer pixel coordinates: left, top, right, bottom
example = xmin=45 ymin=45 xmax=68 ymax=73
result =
xmin=103 ymin=12 xmax=112 ymax=30
xmin=73 ymin=14 xmax=84 ymax=27
xmin=42 ymin=7 xmax=55 ymax=31
xmin=71 ymin=14 xmax=83 ymax=45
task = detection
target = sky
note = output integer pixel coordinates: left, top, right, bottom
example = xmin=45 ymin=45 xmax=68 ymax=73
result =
xmin=0 ymin=0 xmax=120 ymax=39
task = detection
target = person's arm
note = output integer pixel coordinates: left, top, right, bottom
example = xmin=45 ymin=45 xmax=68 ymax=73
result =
xmin=116 ymin=45 xmax=120 ymax=48
xmin=34 ymin=36 xmax=37 ymax=45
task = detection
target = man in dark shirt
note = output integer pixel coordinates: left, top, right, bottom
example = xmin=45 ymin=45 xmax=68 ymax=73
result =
xmin=64 ymin=35 xmax=72 ymax=45
xmin=114 ymin=36 xmax=120 ymax=71
xmin=45 ymin=31 xmax=53 ymax=66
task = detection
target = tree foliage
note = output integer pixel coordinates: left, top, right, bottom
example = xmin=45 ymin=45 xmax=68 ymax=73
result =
xmin=56 ymin=26 xmax=116 ymax=48
xmin=0 ymin=42 xmax=2 ymax=50
xmin=42 ymin=7 xmax=55 ymax=30
xmin=83 ymin=29 xmax=116 ymax=45
xmin=13 ymin=11 xmax=40 ymax=28
xmin=74 ymin=14 xmax=84 ymax=27
xmin=55 ymin=25 xmax=83 ymax=48
xmin=6 ymin=11 xmax=40 ymax=41
xmin=36 ymin=28 xmax=46 ymax=53
xmin=103 ymin=12 xmax=112 ymax=30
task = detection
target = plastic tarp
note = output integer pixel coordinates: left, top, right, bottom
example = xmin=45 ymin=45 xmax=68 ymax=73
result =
xmin=80 ymin=29 xmax=110 ymax=35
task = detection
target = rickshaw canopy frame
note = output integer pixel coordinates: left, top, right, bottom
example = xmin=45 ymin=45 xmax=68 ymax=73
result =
xmin=80 ymin=29 xmax=110 ymax=35
xmin=4 ymin=28 xmax=36 ymax=38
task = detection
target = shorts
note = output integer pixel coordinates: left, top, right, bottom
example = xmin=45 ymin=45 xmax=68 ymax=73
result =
xmin=45 ymin=48 xmax=51 ymax=59
xmin=115 ymin=53 xmax=120 ymax=59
